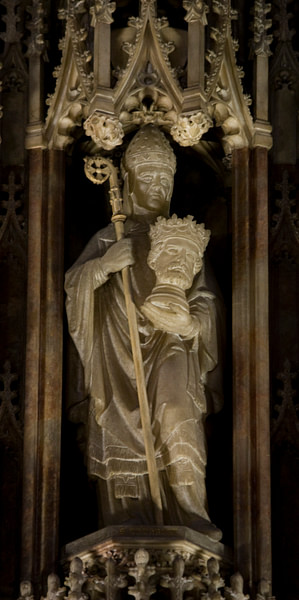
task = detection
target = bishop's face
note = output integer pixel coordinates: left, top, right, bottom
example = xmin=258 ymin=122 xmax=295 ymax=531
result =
xmin=154 ymin=237 xmax=202 ymax=290
xmin=128 ymin=163 xmax=174 ymax=219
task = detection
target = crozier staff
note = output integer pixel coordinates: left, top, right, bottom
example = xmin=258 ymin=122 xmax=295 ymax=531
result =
xmin=65 ymin=125 xmax=223 ymax=540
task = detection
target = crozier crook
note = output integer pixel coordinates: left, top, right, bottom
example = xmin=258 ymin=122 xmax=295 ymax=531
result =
xmin=84 ymin=155 xmax=163 ymax=525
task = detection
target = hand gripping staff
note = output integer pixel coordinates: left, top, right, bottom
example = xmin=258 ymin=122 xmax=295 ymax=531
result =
xmin=84 ymin=155 xmax=163 ymax=526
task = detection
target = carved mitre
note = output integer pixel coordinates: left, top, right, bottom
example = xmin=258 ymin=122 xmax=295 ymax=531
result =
xmin=121 ymin=124 xmax=176 ymax=174
xmin=141 ymin=215 xmax=210 ymax=332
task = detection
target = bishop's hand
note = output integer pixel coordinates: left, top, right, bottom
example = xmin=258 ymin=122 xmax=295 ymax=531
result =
xmin=101 ymin=238 xmax=135 ymax=276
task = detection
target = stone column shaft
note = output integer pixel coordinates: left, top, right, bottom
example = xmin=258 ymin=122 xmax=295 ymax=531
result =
xmin=21 ymin=149 xmax=65 ymax=590
xmin=250 ymin=146 xmax=272 ymax=592
xmin=232 ymin=147 xmax=252 ymax=587
xmin=232 ymin=146 xmax=272 ymax=595
xmin=22 ymin=148 xmax=45 ymax=581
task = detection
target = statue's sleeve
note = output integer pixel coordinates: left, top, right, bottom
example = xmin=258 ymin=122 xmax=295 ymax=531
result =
xmin=64 ymin=230 xmax=111 ymax=396
xmin=188 ymin=262 xmax=225 ymax=414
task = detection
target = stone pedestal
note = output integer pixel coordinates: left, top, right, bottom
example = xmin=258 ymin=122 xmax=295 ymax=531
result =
xmin=61 ymin=526 xmax=233 ymax=599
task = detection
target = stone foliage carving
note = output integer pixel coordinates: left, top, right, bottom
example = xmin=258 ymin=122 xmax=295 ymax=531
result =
xmin=170 ymin=112 xmax=213 ymax=146
xmin=83 ymin=112 xmax=124 ymax=149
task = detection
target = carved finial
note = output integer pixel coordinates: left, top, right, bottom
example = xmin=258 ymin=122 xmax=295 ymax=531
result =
xmin=0 ymin=171 xmax=25 ymax=238
xmin=224 ymin=572 xmax=249 ymax=600
xmin=26 ymin=0 xmax=47 ymax=58
xmin=17 ymin=581 xmax=35 ymax=600
xmin=183 ymin=0 xmax=208 ymax=25
xmin=160 ymin=555 xmax=194 ymax=600
xmin=0 ymin=0 xmax=22 ymax=44
xmin=256 ymin=577 xmax=275 ymax=599
xmin=272 ymin=170 xmax=299 ymax=244
xmin=58 ymin=0 xmax=93 ymax=95
xmin=273 ymin=0 xmax=295 ymax=42
xmin=90 ymin=0 xmax=116 ymax=26
xmin=251 ymin=0 xmax=273 ymax=57
xmin=128 ymin=549 xmax=156 ymax=600
xmin=201 ymin=557 xmax=225 ymax=599
xmin=64 ymin=557 xmax=88 ymax=599
xmin=0 ymin=360 xmax=21 ymax=430
xmin=92 ymin=558 xmax=127 ymax=600
xmin=271 ymin=359 xmax=299 ymax=437
xmin=41 ymin=573 xmax=65 ymax=600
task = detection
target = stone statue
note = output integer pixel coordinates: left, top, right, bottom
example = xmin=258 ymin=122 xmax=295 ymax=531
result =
xmin=65 ymin=125 xmax=223 ymax=539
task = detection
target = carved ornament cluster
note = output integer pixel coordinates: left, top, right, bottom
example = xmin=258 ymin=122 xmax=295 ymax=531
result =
xmin=83 ymin=113 xmax=124 ymax=150
xmin=19 ymin=542 xmax=277 ymax=600
xmin=23 ymin=551 xmax=257 ymax=600
xmin=171 ymin=111 xmax=212 ymax=146
xmin=118 ymin=82 xmax=178 ymax=131
xmin=44 ymin=0 xmax=257 ymax=153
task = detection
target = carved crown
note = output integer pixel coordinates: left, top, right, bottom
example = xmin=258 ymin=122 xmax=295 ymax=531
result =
xmin=149 ymin=214 xmax=210 ymax=256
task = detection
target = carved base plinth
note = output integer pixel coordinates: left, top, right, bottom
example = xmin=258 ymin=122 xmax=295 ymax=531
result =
xmin=61 ymin=526 xmax=233 ymax=600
